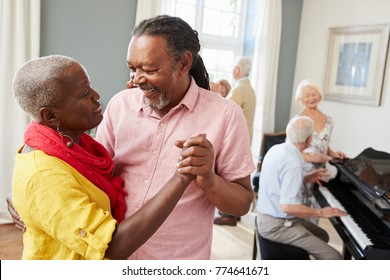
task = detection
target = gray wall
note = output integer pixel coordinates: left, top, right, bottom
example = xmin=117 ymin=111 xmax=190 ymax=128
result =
xmin=40 ymin=0 xmax=137 ymax=108
xmin=275 ymin=0 xmax=303 ymax=132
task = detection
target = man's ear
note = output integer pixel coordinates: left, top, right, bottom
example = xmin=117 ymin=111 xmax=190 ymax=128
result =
xmin=305 ymin=135 xmax=312 ymax=146
xmin=39 ymin=107 xmax=58 ymax=126
xmin=179 ymin=51 xmax=193 ymax=75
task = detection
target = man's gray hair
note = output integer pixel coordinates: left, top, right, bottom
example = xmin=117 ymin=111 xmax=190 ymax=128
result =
xmin=13 ymin=55 xmax=80 ymax=121
xmin=286 ymin=116 xmax=314 ymax=145
xmin=294 ymin=79 xmax=324 ymax=106
xmin=234 ymin=56 xmax=252 ymax=76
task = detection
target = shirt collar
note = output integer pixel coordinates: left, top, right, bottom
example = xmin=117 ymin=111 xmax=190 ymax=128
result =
xmin=286 ymin=142 xmax=304 ymax=164
xmin=236 ymin=76 xmax=250 ymax=83
xmin=178 ymin=77 xmax=199 ymax=113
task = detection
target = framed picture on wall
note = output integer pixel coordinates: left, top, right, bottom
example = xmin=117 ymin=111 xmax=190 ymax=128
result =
xmin=324 ymin=24 xmax=390 ymax=106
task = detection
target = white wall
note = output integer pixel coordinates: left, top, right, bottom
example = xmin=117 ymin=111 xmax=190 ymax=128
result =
xmin=291 ymin=0 xmax=390 ymax=158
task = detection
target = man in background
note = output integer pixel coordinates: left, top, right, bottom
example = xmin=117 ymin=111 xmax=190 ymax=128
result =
xmin=228 ymin=56 xmax=256 ymax=142
xmin=214 ymin=56 xmax=256 ymax=226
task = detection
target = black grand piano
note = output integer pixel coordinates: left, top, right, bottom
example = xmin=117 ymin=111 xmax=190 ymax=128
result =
xmin=314 ymin=147 xmax=390 ymax=260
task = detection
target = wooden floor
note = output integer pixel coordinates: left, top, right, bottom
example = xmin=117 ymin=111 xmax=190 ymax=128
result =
xmin=0 ymin=223 xmax=23 ymax=260
xmin=0 ymin=222 xmax=253 ymax=260
xmin=0 ymin=217 xmax=342 ymax=260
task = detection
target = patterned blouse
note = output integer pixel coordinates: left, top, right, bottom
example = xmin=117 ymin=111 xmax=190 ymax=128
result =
xmin=302 ymin=114 xmax=334 ymax=174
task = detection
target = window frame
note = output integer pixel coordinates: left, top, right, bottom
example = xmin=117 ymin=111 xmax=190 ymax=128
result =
xmin=163 ymin=0 xmax=248 ymax=80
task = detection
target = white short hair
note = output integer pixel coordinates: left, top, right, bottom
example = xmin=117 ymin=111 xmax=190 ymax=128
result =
xmin=13 ymin=55 xmax=84 ymax=121
xmin=294 ymin=79 xmax=324 ymax=106
xmin=234 ymin=56 xmax=252 ymax=76
xmin=286 ymin=116 xmax=314 ymax=144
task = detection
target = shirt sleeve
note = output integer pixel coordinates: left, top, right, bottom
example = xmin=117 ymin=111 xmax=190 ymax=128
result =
xmin=214 ymin=101 xmax=255 ymax=181
xmin=26 ymin=168 xmax=117 ymax=260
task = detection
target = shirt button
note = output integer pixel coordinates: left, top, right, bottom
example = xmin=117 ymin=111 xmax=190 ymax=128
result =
xmin=79 ymin=229 xmax=87 ymax=237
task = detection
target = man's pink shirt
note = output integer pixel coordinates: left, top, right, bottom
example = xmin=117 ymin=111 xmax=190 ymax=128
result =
xmin=96 ymin=79 xmax=255 ymax=259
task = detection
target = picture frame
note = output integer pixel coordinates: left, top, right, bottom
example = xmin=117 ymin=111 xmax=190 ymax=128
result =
xmin=324 ymin=24 xmax=390 ymax=106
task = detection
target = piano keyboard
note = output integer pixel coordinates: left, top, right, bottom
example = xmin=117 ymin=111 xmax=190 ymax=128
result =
xmin=318 ymin=186 xmax=373 ymax=251
xmin=315 ymin=149 xmax=390 ymax=259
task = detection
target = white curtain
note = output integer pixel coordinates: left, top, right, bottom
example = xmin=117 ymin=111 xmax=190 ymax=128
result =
xmin=0 ymin=0 xmax=40 ymax=224
xmin=250 ymin=0 xmax=282 ymax=159
xmin=135 ymin=0 xmax=166 ymax=25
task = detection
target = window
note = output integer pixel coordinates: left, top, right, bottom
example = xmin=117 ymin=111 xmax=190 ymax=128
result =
xmin=165 ymin=0 xmax=247 ymax=82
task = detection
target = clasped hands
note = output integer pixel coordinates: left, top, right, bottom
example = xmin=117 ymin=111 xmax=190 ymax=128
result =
xmin=175 ymin=133 xmax=215 ymax=189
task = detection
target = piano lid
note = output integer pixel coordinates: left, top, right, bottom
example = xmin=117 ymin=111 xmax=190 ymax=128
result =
xmin=330 ymin=147 xmax=390 ymax=211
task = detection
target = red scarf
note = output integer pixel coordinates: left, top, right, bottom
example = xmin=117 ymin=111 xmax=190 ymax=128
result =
xmin=24 ymin=121 xmax=127 ymax=223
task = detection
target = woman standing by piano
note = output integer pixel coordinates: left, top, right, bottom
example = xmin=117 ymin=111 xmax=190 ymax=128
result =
xmin=294 ymin=79 xmax=347 ymax=215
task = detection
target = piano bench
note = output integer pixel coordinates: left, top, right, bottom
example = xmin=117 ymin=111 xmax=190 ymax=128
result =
xmin=258 ymin=235 xmax=310 ymax=260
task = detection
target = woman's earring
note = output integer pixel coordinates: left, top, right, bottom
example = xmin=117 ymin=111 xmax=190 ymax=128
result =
xmin=57 ymin=123 xmax=74 ymax=148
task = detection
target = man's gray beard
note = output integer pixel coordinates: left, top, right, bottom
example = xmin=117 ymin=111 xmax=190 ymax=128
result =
xmin=144 ymin=93 xmax=169 ymax=110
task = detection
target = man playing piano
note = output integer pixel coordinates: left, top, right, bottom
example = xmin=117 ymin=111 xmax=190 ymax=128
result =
xmin=256 ymin=116 xmax=347 ymax=260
